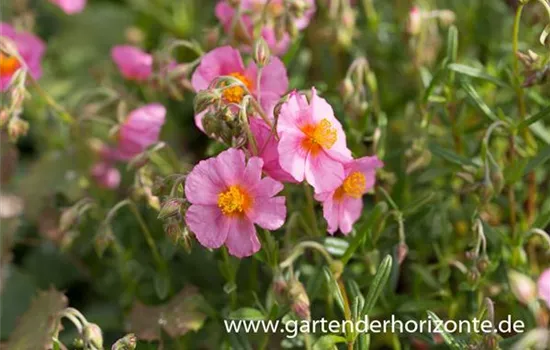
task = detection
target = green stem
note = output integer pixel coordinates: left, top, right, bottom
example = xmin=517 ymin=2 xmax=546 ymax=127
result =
xmin=304 ymin=184 xmax=320 ymax=236
xmin=222 ymin=247 xmax=238 ymax=308
xmin=512 ymin=4 xmax=527 ymax=122
xmin=28 ymin=75 xmax=75 ymax=124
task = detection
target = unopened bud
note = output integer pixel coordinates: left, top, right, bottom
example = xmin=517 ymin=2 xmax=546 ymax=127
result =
xmin=158 ymin=198 xmax=184 ymax=220
xmin=438 ymin=10 xmax=456 ymax=27
xmin=112 ymin=333 xmax=137 ymax=350
xmin=194 ymin=90 xmax=220 ymax=114
xmin=397 ymin=242 xmax=409 ymax=265
xmin=59 ymin=207 xmax=79 ymax=232
xmin=407 ymin=7 xmax=422 ymax=35
xmin=7 ymin=117 xmax=29 ymax=141
xmin=330 ymin=260 xmax=344 ymax=280
xmin=82 ymin=323 xmax=103 ymax=349
xmin=478 ymin=178 xmax=494 ymax=205
xmin=272 ymin=274 xmax=288 ymax=298
xmin=94 ymin=225 xmax=114 ymax=257
xmin=477 ymin=256 xmax=490 ymax=273
xmin=467 ymin=268 xmax=481 ymax=285
xmin=253 ymin=38 xmax=271 ymax=68
xmin=509 ymin=270 xmax=537 ymax=305
xmin=202 ymin=110 xmax=221 ymax=137
xmin=288 ymin=279 xmax=310 ymax=320
xmin=490 ymin=166 xmax=504 ymax=195
xmin=340 ymin=78 xmax=354 ymax=101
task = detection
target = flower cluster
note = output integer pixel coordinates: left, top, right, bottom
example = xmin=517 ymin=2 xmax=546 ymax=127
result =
xmin=179 ymin=43 xmax=382 ymax=257
xmin=215 ymin=0 xmax=315 ymax=56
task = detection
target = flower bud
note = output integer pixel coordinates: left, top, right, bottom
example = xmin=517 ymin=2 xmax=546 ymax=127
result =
xmin=253 ymin=38 xmax=271 ymax=68
xmin=194 ymin=90 xmax=220 ymax=114
xmin=82 ymin=323 xmax=103 ymax=350
xmin=467 ymin=268 xmax=480 ymax=285
xmin=272 ymin=274 xmax=288 ymax=297
xmin=509 ymin=270 xmax=537 ymax=305
xmin=59 ymin=206 xmax=79 ymax=233
xmin=94 ymin=225 xmax=114 ymax=257
xmin=407 ymin=7 xmax=422 ymax=35
xmin=438 ymin=10 xmax=456 ymax=27
xmin=158 ymin=198 xmax=184 ymax=220
xmin=397 ymin=242 xmax=409 ymax=265
xmin=288 ymin=279 xmax=310 ymax=320
xmin=477 ymin=256 xmax=490 ymax=273
xmin=112 ymin=333 xmax=137 ymax=350
xmin=340 ymin=78 xmax=354 ymax=101
xmin=7 ymin=117 xmax=29 ymax=141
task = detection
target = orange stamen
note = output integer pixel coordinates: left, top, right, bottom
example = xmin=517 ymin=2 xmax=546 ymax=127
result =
xmin=300 ymin=119 xmax=337 ymax=155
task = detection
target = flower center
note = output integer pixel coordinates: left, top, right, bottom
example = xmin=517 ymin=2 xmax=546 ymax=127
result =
xmin=217 ymin=185 xmax=251 ymax=216
xmin=334 ymin=171 xmax=366 ymax=200
xmin=0 ymin=52 xmax=21 ymax=78
xmin=222 ymin=72 xmax=252 ymax=104
xmin=300 ymin=119 xmax=337 ymax=155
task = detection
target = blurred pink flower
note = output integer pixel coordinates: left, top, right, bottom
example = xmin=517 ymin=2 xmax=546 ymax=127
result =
xmin=538 ymin=268 xmax=550 ymax=308
xmin=111 ymin=45 xmax=153 ymax=81
xmin=191 ymin=45 xmax=288 ymax=130
xmin=249 ymin=117 xmax=296 ymax=183
xmin=214 ymin=0 xmax=315 ymax=55
xmin=315 ymin=156 xmax=383 ymax=234
xmin=91 ymin=162 xmax=120 ymax=189
xmin=277 ymin=88 xmax=352 ymax=193
xmin=111 ymin=104 xmax=166 ymax=160
xmin=0 ymin=23 xmax=45 ymax=91
xmin=184 ymin=148 xmax=286 ymax=258
xmin=49 ymin=0 xmax=86 ymax=14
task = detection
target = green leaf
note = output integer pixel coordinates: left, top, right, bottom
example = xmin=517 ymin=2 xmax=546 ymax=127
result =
xmin=362 ymin=255 xmax=393 ymax=316
xmin=423 ymin=58 xmax=449 ymax=104
xmin=341 ymin=202 xmax=388 ymax=264
xmin=354 ymin=333 xmax=370 ymax=350
xmin=228 ymin=308 xmax=265 ymax=321
xmin=313 ymin=335 xmax=347 ymax=350
xmin=426 ymin=311 xmax=465 ymax=349
xmin=323 ymin=267 xmax=345 ymax=314
xmin=524 ymin=145 xmax=550 ymax=174
xmin=460 ymin=80 xmax=499 ymax=122
xmin=8 ymin=288 xmax=68 ymax=350
xmin=446 ymin=26 xmax=458 ymax=84
xmin=324 ymin=237 xmax=349 ymax=257
xmin=428 ymin=143 xmax=477 ymax=166
xmin=154 ymin=273 xmax=171 ymax=300
xmin=519 ymin=105 xmax=550 ymax=128
xmin=447 ymin=63 xmax=507 ymax=87
xmin=534 ymin=208 xmax=550 ymax=229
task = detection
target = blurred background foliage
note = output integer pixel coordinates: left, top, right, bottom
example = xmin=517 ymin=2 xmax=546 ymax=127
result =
xmin=1 ymin=0 xmax=550 ymax=349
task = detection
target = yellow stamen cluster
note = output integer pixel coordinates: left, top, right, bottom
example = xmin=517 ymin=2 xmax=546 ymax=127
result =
xmin=334 ymin=171 xmax=367 ymax=200
xmin=0 ymin=52 xmax=21 ymax=77
xmin=217 ymin=185 xmax=251 ymax=216
xmin=301 ymin=119 xmax=337 ymax=154
xmin=222 ymin=72 xmax=253 ymax=104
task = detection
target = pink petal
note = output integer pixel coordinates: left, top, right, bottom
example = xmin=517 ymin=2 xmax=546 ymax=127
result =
xmin=338 ymin=197 xmax=363 ymax=235
xmin=538 ymin=268 xmax=550 ymax=309
xmin=224 ymin=217 xmax=260 ymax=258
xmin=321 ymin=196 xmax=339 ymax=234
xmin=305 ymin=151 xmax=345 ymax=193
xmin=213 ymin=148 xmax=246 ymax=187
xmin=277 ymin=132 xmax=309 ymax=182
xmin=185 ymin=157 xmax=225 ymax=205
xmin=347 ymin=156 xmax=384 ymax=191
xmin=49 ymin=0 xmax=86 ymax=14
xmin=185 ymin=204 xmax=229 ymax=249
xmin=247 ymin=56 xmax=288 ymax=97
xmin=191 ymin=46 xmax=245 ymax=92
xmin=261 ymin=28 xmax=291 ymax=56
xmin=241 ymin=156 xmax=264 ymax=189
xmin=111 ymin=45 xmax=153 ymax=81
xmin=247 ymin=196 xmax=286 ymax=230
xmin=253 ymin=177 xmax=284 ymax=198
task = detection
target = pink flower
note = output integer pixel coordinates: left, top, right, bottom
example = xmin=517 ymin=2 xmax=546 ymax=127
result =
xmin=0 ymin=23 xmax=45 ymax=91
xmin=277 ymin=88 xmax=352 ymax=193
xmin=111 ymin=45 xmax=153 ymax=81
xmin=249 ymin=117 xmax=296 ymax=183
xmin=315 ymin=156 xmax=383 ymax=234
xmin=184 ymin=148 xmax=286 ymax=258
xmin=111 ymin=104 xmax=166 ymax=161
xmin=538 ymin=268 xmax=550 ymax=308
xmin=191 ymin=45 xmax=288 ymax=130
xmin=49 ymin=0 xmax=86 ymax=14
xmin=214 ymin=0 xmax=315 ymax=55
xmin=91 ymin=162 xmax=121 ymax=189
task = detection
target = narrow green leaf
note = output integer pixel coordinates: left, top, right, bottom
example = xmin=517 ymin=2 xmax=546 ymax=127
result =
xmin=426 ymin=311 xmax=464 ymax=349
xmin=362 ymin=255 xmax=393 ymax=316
xmin=446 ymin=26 xmax=458 ymax=84
xmin=447 ymin=63 xmax=507 ymax=87
xmin=228 ymin=308 xmax=265 ymax=321
xmin=530 ymin=121 xmax=550 ymax=145
xmin=423 ymin=58 xmax=449 ymax=104
xmin=354 ymin=333 xmax=370 ymax=350
xmin=524 ymin=145 xmax=550 ymax=174
xmin=341 ymin=202 xmax=388 ymax=264
xmin=313 ymin=335 xmax=347 ymax=350
xmin=428 ymin=143 xmax=477 ymax=166
xmin=154 ymin=273 xmax=170 ymax=300
xmin=460 ymin=80 xmax=499 ymax=122
xmin=519 ymin=105 xmax=550 ymax=128
xmin=534 ymin=208 xmax=550 ymax=229
xmin=323 ymin=267 xmax=345 ymax=314
xmin=324 ymin=237 xmax=349 ymax=257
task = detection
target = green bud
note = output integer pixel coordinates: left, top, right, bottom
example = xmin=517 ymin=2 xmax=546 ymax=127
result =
xmin=158 ymin=198 xmax=184 ymax=220
xmin=253 ymin=38 xmax=271 ymax=68
xmin=82 ymin=323 xmax=103 ymax=350
xmin=288 ymin=279 xmax=310 ymax=320
xmin=111 ymin=333 xmax=137 ymax=350
xmin=194 ymin=90 xmax=220 ymax=114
